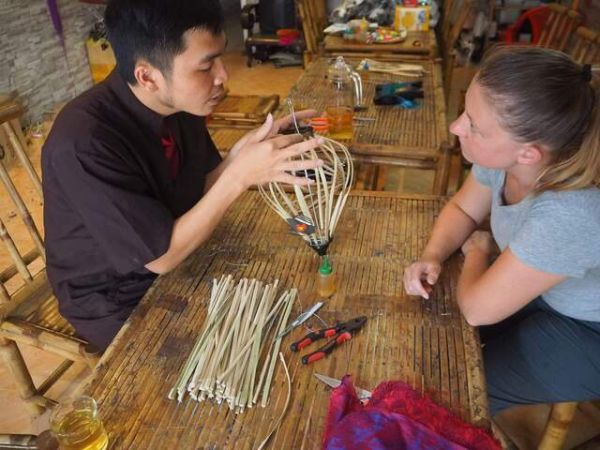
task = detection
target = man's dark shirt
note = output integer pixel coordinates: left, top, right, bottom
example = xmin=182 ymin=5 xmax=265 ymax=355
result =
xmin=42 ymin=70 xmax=222 ymax=350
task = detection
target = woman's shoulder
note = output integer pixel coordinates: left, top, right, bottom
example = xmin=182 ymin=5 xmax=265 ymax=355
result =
xmin=533 ymin=186 xmax=600 ymax=222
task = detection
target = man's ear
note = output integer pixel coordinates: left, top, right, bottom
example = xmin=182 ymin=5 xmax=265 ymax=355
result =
xmin=133 ymin=61 xmax=161 ymax=92
xmin=516 ymin=143 xmax=545 ymax=166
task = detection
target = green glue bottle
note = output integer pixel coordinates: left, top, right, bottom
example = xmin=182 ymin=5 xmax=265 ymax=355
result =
xmin=317 ymin=255 xmax=336 ymax=298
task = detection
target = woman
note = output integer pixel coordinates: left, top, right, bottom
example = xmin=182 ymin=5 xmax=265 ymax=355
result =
xmin=403 ymin=46 xmax=600 ymax=415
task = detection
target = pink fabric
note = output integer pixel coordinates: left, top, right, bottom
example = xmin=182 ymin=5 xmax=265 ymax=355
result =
xmin=323 ymin=376 xmax=501 ymax=450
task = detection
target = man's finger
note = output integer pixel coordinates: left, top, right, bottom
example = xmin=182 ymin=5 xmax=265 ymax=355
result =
xmin=275 ymin=109 xmax=319 ymax=131
xmin=280 ymin=137 xmax=323 ymax=159
xmin=274 ymin=173 xmax=316 ymax=186
xmin=279 ymin=159 xmax=323 ymax=173
xmin=267 ymin=133 xmax=304 ymax=148
xmin=249 ymin=113 xmax=275 ymax=144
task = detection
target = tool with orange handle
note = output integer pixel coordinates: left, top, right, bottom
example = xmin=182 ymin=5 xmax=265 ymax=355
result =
xmin=291 ymin=316 xmax=367 ymax=364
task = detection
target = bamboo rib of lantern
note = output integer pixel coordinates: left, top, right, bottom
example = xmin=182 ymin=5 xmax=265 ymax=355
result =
xmin=259 ymin=136 xmax=354 ymax=255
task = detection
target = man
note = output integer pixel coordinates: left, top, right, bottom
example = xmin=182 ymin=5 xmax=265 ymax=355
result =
xmin=42 ymin=0 xmax=321 ymax=351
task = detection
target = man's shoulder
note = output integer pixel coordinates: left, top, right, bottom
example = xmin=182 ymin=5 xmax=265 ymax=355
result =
xmin=43 ymin=82 xmax=125 ymax=158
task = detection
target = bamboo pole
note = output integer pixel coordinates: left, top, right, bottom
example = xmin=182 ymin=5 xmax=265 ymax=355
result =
xmin=0 ymin=159 xmax=45 ymax=260
xmin=1 ymin=122 xmax=42 ymax=198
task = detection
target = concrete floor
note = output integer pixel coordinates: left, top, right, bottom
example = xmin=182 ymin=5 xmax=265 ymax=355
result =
xmin=1 ymin=48 xmax=599 ymax=448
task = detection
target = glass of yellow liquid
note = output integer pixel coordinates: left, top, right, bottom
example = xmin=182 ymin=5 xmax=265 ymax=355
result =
xmin=50 ymin=396 xmax=109 ymax=450
xmin=325 ymin=106 xmax=354 ymax=140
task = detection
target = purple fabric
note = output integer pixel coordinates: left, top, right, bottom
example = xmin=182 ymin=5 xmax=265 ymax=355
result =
xmin=323 ymin=376 xmax=501 ymax=450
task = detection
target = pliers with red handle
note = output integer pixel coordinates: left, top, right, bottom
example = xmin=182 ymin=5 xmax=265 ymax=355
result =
xmin=290 ymin=316 xmax=367 ymax=364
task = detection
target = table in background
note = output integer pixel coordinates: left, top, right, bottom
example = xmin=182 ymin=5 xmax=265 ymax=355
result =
xmin=81 ymin=191 xmax=490 ymax=449
xmin=323 ymin=30 xmax=438 ymax=60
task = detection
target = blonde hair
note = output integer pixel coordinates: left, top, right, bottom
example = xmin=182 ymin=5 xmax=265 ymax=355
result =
xmin=476 ymin=45 xmax=599 ymax=193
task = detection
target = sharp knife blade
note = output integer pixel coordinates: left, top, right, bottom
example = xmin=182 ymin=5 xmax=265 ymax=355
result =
xmin=314 ymin=373 xmax=372 ymax=400
xmin=276 ymin=301 xmax=324 ymax=339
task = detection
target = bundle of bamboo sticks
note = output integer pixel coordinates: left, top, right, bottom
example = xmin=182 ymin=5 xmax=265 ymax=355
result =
xmin=168 ymin=275 xmax=296 ymax=413
xmin=259 ymin=137 xmax=354 ymax=254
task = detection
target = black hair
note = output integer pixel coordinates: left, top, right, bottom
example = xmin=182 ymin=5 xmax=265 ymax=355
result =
xmin=104 ymin=0 xmax=224 ymax=84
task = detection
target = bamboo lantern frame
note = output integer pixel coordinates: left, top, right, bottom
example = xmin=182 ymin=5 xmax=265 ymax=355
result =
xmin=259 ymin=136 xmax=354 ymax=256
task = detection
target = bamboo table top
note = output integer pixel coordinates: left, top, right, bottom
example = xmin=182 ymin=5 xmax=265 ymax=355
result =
xmin=324 ymin=30 xmax=437 ymax=58
xmin=82 ymin=191 xmax=490 ymax=449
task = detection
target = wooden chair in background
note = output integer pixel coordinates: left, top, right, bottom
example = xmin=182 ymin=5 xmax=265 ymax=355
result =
xmin=297 ymin=0 xmax=328 ymax=64
xmin=538 ymin=3 xmax=582 ymax=51
xmin=0 ymin=95 xmax=98 ymax=417
xmin=567 ymin=26 xmax=600 ymax=63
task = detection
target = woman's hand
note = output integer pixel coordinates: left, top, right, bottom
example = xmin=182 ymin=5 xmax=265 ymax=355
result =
xmin=403 ymin=256 xmax=442 ymax=299
xmin=461 ymin=230 xmax=495 ymax=257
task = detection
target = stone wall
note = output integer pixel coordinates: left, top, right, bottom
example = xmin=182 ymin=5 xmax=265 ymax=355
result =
xmin=0 ymin=0 xmax=103 ymax=124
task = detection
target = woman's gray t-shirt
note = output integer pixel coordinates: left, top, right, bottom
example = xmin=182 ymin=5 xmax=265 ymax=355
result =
xmin=472 ymin=164 xmax=600 ymax=322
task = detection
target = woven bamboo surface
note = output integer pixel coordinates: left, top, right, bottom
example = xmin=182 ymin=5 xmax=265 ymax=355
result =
xmin=324 ymin=30 xmax=437 ymax=58
xmin=82 ymin=191 xmax=490 ymax=449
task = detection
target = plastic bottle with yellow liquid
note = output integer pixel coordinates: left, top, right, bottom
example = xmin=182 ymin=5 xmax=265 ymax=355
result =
xmin=317 ymin=256 xmax=336 ymax=298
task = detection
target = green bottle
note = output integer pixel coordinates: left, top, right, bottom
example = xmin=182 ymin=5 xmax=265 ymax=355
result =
xmin=318 ymin=256 xmax=336 ymax=298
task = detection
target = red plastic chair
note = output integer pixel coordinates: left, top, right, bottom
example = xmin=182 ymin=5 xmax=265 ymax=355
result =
xmin=504 ymin=6 xmax=551 ymax=44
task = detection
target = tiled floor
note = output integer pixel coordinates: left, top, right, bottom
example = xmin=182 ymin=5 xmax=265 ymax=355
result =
xmin=1 ymin=49 xmax=599 ymax=448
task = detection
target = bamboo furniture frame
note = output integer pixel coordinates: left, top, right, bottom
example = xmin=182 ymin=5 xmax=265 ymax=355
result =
xmin=297 ymin=0 xmax=328 ymax=64
xmin=538 ymin=3 xmax=582 ymax=52
xmin=79 ymin=190 xmax=492 ymax=448
xmin=0 ymin=100 xmax=98 ymax=416
xmin=566 ymin=26 xmax=600 ymax=64
xmin=539 ymin=402 xmax=579 ymax=450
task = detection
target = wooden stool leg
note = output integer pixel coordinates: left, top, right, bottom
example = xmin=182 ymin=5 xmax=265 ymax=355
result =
xmin=375 ymin=166 xmax=388 ymax=191
xmin=433 ymin=144 xmax=452 ymax=195
xmin=538 ymin=401 xmax=578 ymax=450
xmin=0 ymin=337 xmax=45 ymax=416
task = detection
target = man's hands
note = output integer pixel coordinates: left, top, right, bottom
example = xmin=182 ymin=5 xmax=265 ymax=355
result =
xmin=403 ymin=256 xmax=442 ymax=300
xmin=224 ymin=112 xmax=324 ymax=190
xmin=228 ymin=110 xmax=318 ymax=159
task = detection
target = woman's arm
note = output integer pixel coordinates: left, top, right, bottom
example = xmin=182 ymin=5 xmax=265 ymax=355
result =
xmin=404 ymin=173 xmax=493 ymax=298
xmin=457 ymin=235 xmax=566 ymax=326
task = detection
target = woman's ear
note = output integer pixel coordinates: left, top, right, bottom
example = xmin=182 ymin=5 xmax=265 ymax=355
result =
xmin=133 ymin=61 xmax=160 ymax=92
xmin=516 ymin=143 xmax=545 ymax=166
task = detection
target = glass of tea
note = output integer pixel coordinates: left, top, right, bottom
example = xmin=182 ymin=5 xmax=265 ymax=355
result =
xmin=50 ymin=396 xmax=108 ymax=450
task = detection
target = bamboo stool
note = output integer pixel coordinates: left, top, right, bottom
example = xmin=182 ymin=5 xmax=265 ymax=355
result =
xmin=0 ymin=113 xmax=99 ymax=416
xmin=538 ymin=402 xmax=579 ymax=450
